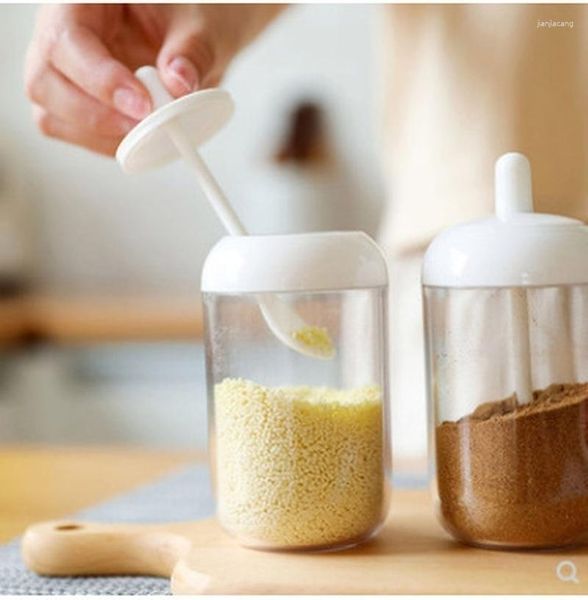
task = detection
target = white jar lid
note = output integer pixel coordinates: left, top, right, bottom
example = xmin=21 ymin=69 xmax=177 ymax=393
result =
xmin=422 ymin=152 xmax=588 ymax=288
xmin=201 ymin=231 xmax=388 ymax=293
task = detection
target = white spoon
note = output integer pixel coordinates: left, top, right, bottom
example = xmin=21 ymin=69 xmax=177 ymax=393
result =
xmin=496 ymin=153 xmax=533 ymax=404
xmin=117 ymin=66 xmax=334 ymax=360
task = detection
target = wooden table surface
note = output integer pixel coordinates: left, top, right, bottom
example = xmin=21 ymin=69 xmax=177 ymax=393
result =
xmin=0 ymin=445 xmax=202 ymax=543
xmin=7 ymin=447 xmax=587 ymax=593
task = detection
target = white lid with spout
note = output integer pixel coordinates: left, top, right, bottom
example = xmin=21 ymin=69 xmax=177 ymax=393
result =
xmin=201 ymin=231 xmax=388 ymax=293
xmin=422 ymin=152 xmax=588 ymax=288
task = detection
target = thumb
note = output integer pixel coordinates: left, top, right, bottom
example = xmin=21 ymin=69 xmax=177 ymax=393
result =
xmin=156 ymin=23 xmax=216 ymax=97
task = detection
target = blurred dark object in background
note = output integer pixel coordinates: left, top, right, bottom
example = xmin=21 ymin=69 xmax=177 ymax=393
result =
xmin=274 ymin=101 xmax=330 ymax=166
xmin=247 ymin=98 xmax=363 ymax=234
xmin=0 ymin=276 xmax=28 ymax=298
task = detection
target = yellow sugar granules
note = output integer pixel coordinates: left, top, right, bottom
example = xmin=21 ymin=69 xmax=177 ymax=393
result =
xmin=214 ymin=377 xmax=384 ymax=548
xmin=291 ymin=325 xmax=335 ymax=357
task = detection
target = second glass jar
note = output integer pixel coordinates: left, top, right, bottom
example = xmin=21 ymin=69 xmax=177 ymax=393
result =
xmin=424 ymin=284 xmax=588 ymax=549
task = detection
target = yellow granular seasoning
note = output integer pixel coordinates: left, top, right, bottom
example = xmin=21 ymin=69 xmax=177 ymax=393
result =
xmin=214 ymin=377 xmax=384 ymax=548
xmin=291 ymin=325 xmax=334 ymax=356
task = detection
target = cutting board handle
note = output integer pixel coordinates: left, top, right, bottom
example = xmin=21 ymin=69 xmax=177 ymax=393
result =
xmin=22 ymin=520 xmax=190 ymax=578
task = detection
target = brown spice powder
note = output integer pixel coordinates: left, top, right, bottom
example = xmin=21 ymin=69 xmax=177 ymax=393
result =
xmin=436 ymin=383 xmax=588 ymax=548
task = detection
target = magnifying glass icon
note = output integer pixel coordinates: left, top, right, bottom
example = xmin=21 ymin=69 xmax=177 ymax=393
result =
xmin=556 ymin=560 xmax=580 ymax=584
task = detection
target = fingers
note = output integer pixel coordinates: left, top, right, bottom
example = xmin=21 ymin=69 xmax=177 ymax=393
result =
xmin=26 ymin=65 xmax=137 ymax=137
xmin=156 ymin=22 xmax=215 ymax=97
xmin=49 ymin=24 xmax=151 ymax=120
xmin=24 ymin=7 xmax=147 ymax=156
xmin=32 ymin=105 xmax=120 ymax=157
xmin=155 ymin=4 xmax=286 ymax=97
xmin=24 ymin=4 xmax=235 ymax=157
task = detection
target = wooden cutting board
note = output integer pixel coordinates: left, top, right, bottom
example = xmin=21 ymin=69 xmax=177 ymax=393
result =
xmin=21 ymin=490 xmax=588 ymax=594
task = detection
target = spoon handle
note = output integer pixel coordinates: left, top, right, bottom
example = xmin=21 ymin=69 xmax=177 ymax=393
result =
xmin=135 ymin=66 xmax=247 ymax=237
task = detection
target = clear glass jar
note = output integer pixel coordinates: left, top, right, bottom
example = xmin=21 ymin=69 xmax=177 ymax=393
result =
xmin=424 ymin=284 xmax=588 ymax=549
xmin=202 ymin=232 xmax=390 ymax=551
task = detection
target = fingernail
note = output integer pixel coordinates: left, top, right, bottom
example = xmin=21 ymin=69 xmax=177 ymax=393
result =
xmin=167 ymin=56 xmax=198 ymax=94
xmin=113 ymin=87 xmax=151 ymax=120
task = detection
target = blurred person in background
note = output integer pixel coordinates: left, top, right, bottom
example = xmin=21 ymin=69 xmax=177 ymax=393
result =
xmin=24 ymin=4 xmax=588 ymax=459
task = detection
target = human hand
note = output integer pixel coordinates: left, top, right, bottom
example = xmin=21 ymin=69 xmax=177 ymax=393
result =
xmin=25 ymin=4 xmax=283 ymax=156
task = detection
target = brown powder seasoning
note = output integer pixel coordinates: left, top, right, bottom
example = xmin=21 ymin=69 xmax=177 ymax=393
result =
xmin=436 ymin=383 xmax=588 ymax=548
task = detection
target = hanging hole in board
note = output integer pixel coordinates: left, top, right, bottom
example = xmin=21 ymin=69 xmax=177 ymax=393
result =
xmin=55 ymin=524 xmax=82 ymax=532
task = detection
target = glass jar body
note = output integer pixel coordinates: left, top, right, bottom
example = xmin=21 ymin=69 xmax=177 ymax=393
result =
xmin=424 ymin=284 xmax=588 ymax=549
xmin=204 ymin=287 xmax=391 ymax=551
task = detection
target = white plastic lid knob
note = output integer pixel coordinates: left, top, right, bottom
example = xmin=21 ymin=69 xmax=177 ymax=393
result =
xmin=495 ymin=153 xmax=534 ymax=219
xmin=422 ymin=152 xmax=588 ymax=288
